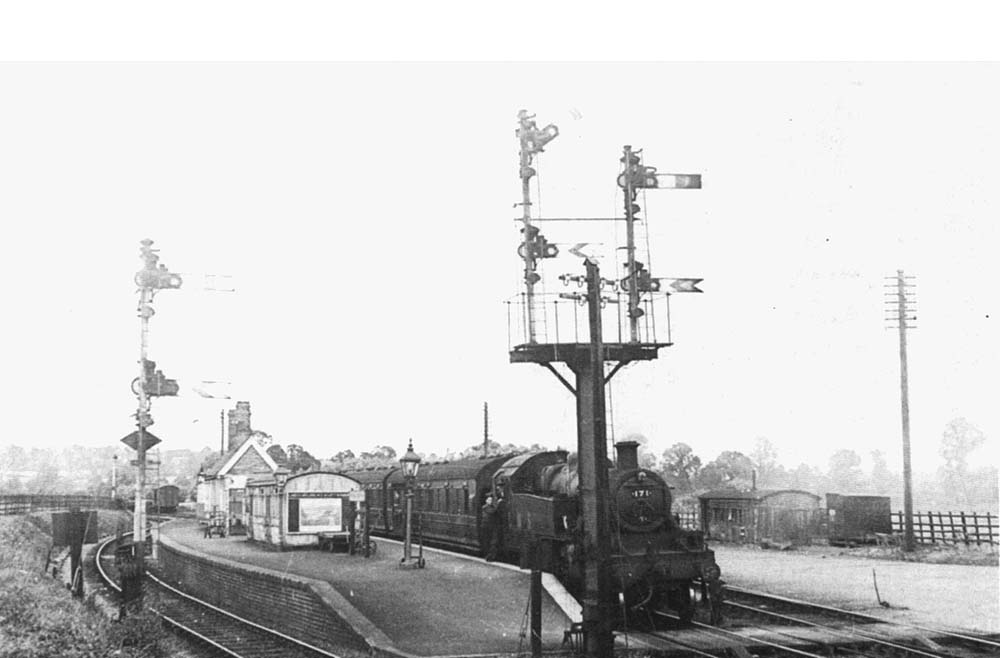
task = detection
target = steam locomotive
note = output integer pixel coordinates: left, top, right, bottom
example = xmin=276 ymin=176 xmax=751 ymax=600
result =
xmin=343 ymin=440 xmax=722 ymax=625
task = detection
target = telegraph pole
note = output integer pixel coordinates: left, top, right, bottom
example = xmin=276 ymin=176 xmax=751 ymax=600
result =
xmin=885 ymin=270 xmax=916 ymax=552
xmin=483 ymin=401 xmax=489 ymax=458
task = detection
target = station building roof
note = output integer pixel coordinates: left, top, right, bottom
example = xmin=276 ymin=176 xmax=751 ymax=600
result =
xmin=698 ymin=488 xmax=820 ymax=503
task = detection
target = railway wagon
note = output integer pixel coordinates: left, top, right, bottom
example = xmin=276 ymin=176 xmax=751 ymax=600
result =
xmin=826 ymin=493 xmax=892 ymax=545
xmin=151 ymin=485 xmax=180 ymax=513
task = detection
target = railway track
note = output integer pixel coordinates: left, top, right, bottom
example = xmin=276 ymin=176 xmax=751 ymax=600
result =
xmin=95 ymin=533 xmax=348 ymax=658
xmin=619 ymin=584 xmax=1000 ymax=658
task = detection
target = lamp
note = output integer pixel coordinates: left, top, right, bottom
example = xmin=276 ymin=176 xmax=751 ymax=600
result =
xmin=400 ymin=439 xmax=421 ymax=480
xmin=399 ymin=439 xmax=424 ymax=569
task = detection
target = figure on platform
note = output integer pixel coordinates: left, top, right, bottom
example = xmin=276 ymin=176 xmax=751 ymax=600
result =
xmin=345 ymin=502 xmax=358 ymax=555
xmin=482 ymin=494 xmax=498 ymax=561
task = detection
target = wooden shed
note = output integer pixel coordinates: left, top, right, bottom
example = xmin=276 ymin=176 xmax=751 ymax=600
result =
xmin=698 ymin=488 xmax=823 ymax=545
xmin=245 ymin=471 xmax=361 ymax=550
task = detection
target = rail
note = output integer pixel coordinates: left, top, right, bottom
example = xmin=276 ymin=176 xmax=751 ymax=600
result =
xmin=726 ymin=584 xmax=1000 ymax=654
xmin=95 ymin=532 xmax=346 ymax=658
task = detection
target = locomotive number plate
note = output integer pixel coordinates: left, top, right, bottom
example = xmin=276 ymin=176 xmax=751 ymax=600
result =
xmin=630 ymin=488 xmax=653 ymax=498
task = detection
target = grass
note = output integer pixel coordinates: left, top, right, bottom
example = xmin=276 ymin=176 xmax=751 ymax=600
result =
xmin=0 ymin=514 xmax=182 ymax=658
xmin=837 ymin=542 xmax=999 ymax=566
xmin=741 ymin=539 xmax=1000 ymax=566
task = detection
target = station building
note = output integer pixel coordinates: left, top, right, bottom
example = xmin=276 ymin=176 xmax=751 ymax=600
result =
xmin=698 ymin=488 xmax=823 ymax=545
xmin=245 ymin=471 xmax=362 ymax=550
xmin=196 ymin=402 xmax=280 ymax=530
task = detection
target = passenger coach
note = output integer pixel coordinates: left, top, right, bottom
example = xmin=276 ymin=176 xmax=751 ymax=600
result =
xmin=347 ymin=455 xmax=511 ymax=551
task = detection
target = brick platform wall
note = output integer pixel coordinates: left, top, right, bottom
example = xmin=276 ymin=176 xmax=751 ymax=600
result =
xmin=157 ymin=542 xmax=370 ymax=656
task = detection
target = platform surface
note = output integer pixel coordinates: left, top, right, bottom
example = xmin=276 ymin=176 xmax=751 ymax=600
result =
xmin=161 ymin=520 xmax=575 ymax=656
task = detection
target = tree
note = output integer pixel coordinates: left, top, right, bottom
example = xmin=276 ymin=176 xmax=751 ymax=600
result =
xmin=869 ymin=450 xmax=893 ymax=495
xmin=827 ymin=449 xmax=864 ymax=492
xmin=661 ymin=443 xmax=702 ymax=491
xmin=285 ymin=444 xmax=321 ymax=473
xmin=939 ymin=418 xmax=987 ymax=507
xmin=697 ymin=451 xmax=754 ymax=490
xmin=750 ymin=437 xmax=779 ymax=487
xmin=249 ymin=430 xmax=273 ymax=447
xmin=331 ymin=449 xmax=355 ymax=462
xmin=267 ymin=445 xmax=289 ymax=466
xmin=788 ymin=462 xmax=823 ymax=492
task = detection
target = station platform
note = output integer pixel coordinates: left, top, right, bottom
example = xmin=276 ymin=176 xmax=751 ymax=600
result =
xmin=158 ymin=519 xmax=578 ymax=657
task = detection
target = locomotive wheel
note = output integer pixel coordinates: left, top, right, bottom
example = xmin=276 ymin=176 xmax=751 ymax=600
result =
xmin=669 ymin=586 xmax=695 ymax=624
xmin=705 ymin=579 xmax=724 ymax=625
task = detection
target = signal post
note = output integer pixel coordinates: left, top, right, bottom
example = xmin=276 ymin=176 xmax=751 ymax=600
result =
xmin=508 ymin=112 xmax=703 ymax=657
xmin=126 ymin=239 xmax=182 ymax=573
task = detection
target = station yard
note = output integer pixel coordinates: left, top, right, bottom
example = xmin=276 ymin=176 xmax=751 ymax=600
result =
xmin=713 ymin=542 xmax=999 ymax=634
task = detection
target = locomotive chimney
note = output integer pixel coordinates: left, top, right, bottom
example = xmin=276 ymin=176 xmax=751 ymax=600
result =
xmin=614 ymin=440 xmax=640 ymax=471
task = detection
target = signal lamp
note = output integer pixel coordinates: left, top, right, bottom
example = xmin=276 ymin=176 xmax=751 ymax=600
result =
xmin=158 ymin=272 xmax=182 ymax=289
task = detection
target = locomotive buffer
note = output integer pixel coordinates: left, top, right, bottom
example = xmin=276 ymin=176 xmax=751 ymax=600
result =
xmin=510 ymin=117 xmax=703 ymax=658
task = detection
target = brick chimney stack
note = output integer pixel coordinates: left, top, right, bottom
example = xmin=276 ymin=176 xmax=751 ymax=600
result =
xmin=227 ymin=401 xmax=252 ymax=451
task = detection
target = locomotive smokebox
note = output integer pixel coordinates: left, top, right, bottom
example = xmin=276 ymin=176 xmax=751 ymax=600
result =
xmin=615 ymin=440 xmax=640 ymax=471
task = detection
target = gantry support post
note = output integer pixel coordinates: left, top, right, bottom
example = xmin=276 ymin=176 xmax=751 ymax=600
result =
xmin=567 ymin=259 xmax=615 ymax=658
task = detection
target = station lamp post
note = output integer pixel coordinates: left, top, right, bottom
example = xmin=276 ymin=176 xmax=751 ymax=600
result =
xmin=399 ymin=439 xmax=423 ymax=569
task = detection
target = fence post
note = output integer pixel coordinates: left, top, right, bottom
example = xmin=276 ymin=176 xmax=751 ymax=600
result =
xmin=987 ymin=512 xmax=996 ymax=547
xmin=927 ymin=511 xmax=935 ymax=544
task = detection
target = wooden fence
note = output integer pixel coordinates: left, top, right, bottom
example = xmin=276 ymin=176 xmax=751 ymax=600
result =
xmin=676 ymin=510 xmax=700 ymax=530
xmin=892 ymin=511 xmax=998 ymax=547
xmin=0 ymin=494 xmax=121 ymax=515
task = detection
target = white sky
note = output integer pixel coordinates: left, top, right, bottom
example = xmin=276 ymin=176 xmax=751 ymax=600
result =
xmin=0 ymin=12 xmax=996 ymax=475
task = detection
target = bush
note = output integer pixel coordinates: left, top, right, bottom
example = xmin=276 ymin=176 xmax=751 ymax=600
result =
xmin=0 ymin=516 xmax=179 ymax=657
